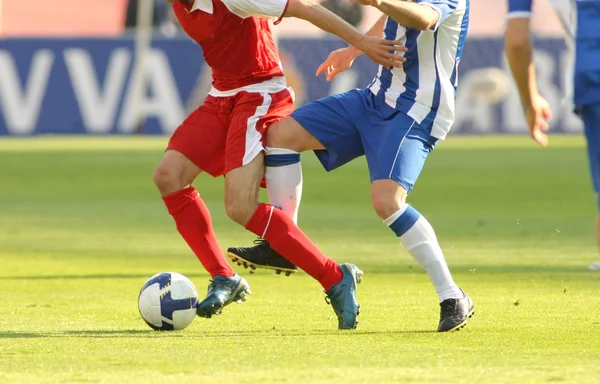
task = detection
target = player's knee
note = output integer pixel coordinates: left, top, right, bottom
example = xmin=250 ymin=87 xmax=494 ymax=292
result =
xmin=370 ymin=180 xmax=408 ymax=220
xmin=153 ymin=151 xmax=200 ymax=195
xmin=153 ymin=165 xmax=176 ymax=194
xmin=371 ymin=193 xmax=403 ymax=220
xmin=224 ymin=195 xmax=256 ymax=226
xmin=267 ymin=120 xmax=294 ymax=149
xmin=153 ymin=162 xmax=188 ymax=196
xmin=267 ymin=117 xmax=316 ymax=152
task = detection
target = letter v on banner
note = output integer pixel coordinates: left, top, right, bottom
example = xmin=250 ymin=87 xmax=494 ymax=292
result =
xmin=64 ymin=48 xmax=131 ymax=134
xmin=0 ymin=50 xmax=54 ymax=135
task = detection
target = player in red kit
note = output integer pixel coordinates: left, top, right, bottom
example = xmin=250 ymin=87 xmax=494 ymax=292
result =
xmin=153 ymin=0 xmax=406 ymax=329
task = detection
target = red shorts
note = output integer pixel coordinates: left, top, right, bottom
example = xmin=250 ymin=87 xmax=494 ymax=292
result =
xmin=167 ymin=88 xmax=294 ymax=177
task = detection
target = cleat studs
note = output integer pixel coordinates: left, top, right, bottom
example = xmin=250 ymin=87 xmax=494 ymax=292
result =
xmin=276 ymin=270 xmax=282 ymax=275
xmin=285 ymin=271 xmax=291 ymax=276
xmin=250 ymin=265 xmax=256 ymax=270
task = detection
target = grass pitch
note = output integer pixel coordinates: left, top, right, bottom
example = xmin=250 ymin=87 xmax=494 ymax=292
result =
xmin=0 ymin=136 xmax=599 ymax=383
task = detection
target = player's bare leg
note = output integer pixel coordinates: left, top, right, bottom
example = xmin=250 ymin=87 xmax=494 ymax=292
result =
xmin=370 ymin=179 xmax=473 ymax=332
xmin=154 ymin=150 xmax=200 ymax=195
xmin=227 ymin=117 xmax=322 ymax=275
xmin=226 ymin=150 xmax=362 ymax=329
xmin=154 ymin=150 xmax=248 ymax=318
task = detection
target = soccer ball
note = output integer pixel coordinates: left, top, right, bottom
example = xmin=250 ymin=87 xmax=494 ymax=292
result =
xmin=138 ymin=272 xmax=199 ymax=331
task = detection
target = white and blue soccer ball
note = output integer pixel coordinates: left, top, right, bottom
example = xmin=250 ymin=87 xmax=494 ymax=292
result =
xmin=138 ymin=272 xmax=199 ymax=331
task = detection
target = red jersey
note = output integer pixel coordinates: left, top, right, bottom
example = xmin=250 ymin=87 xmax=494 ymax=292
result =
xmin=173 ymin=0 xmax=289 ymax=92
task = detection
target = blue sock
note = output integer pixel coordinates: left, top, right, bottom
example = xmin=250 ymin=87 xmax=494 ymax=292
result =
xmin=385 ymin=205 xmax=421 ymax=237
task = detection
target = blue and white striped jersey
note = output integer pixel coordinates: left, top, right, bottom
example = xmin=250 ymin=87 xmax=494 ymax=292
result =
xmin=507 ymin=0 xmax=600 ymax=107
xmin=368 ymin=0 xmax=470 ymax=140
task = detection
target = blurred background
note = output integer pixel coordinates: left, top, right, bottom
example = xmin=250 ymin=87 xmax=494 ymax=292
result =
xmin=0 ymin=0 xmax=578 ymax=137
xmin=1 ymin=5 xmax=597 ymax=378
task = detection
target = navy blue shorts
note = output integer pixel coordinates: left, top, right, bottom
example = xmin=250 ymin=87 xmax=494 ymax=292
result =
xmin=291 ymin=88 xmax=437 ymax=192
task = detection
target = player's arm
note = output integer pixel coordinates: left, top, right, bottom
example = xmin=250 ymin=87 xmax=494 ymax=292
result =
xmin=347 ymin=14 xmax=388 ymax=59
xmin=356 ymin=0 xmax=444 ymax=31
xmin=505 ymin=18 xmax=537 ymax=114
xmin=505 ymin=0 xmax=537 ymax=114
xmin=505 ymin=0 xmax=552 ymax=146
xmin=316 ymin=14 xmax=390 ymax=81
xmin=283 ymin=0 xmax=407 ymax=68
xmin=222 ymin=0 xmax=405 ymax=68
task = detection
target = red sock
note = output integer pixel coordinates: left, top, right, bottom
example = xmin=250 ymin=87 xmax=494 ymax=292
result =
xmin=162 ymin=187 xmax=235 ymax=278
xmin=246 ymin=203 xmax=343 ymax=290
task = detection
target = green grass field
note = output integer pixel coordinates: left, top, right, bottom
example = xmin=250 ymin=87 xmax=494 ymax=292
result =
xmin=1 ymin=136 xmax=599 ymax=383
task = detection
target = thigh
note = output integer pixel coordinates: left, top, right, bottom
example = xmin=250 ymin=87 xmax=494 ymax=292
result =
xmin=362 ymin=112 xmax=437 ymax=193
xmin=290 ymin=89 xmax=366 ymax=171
xmin=581 ymin=104 xmax=600 ymax=193
xmin=225 ymin=89 xmax=294 ymax=174
xmin=166 ymin=96 xmax=230 ymax=178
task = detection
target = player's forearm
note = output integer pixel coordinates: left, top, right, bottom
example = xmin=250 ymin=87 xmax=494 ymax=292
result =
xmin=284 ymin=0 xmax=367 ymax=51
xmin=375 ymin=0 xmax=438 ymax=31
xmin=348 ymin=14 xmax=388 ymax=59
xmin=505 ymin=34 xmax=538 ymax=112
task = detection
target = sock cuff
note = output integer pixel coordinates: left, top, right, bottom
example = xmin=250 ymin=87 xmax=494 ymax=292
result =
xmin=162 ymin=187 xmax=199 ymax=215
xmin=387 ymin=205 xmax=421 ymax=237
xmin=383 ymin=205 xmax=409 ymax=226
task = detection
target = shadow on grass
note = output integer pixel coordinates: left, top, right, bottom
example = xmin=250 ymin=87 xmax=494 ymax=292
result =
xmin=0 ymin=328 xmax=438 ymax=339
xmin=0 ymin=273 xmax=207 ymax=280
xmin=0 ymin=330 xmax=156 ymax=339
xmin=0 ymin=265 xmax=595 ymax=281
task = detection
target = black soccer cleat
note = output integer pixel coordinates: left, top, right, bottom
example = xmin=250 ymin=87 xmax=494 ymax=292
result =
xmin=227 ymin=239 xmax=298 ymax=276
xmin=437 ymin=291 xmax=474 ymax=332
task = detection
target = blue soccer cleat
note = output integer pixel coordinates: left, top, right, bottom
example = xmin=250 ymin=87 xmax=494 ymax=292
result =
xmin=196 ymin=274 xmax=251 ymax=318
xmin=325 ymin=263 xmax=363 ymax=330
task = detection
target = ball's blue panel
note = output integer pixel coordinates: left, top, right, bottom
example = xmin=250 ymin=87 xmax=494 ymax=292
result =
xmin=160 ymin=290 xmax=197 ymax=320
xmin=139 ymin=273 xmax=174 ymax=331
xmin=139 ymin=272 xmax=197 ymax=331
xmin=140 ymin=272 xmax=171 ymax=292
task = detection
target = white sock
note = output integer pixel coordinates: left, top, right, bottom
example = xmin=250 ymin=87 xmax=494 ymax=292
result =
xmin=265 ymin=147 xmax=302 ymax=224
xmin=390 ymin=213 xmax=463 ymax=302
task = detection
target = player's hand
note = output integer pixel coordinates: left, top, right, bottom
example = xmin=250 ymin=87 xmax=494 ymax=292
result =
xmin=355 ymin=36 xmax=407 ymax=70
xmin=316 ymin=47 xmax=358 ymax=81
xmin=524 ymin=94 xmax=552 ymax=147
